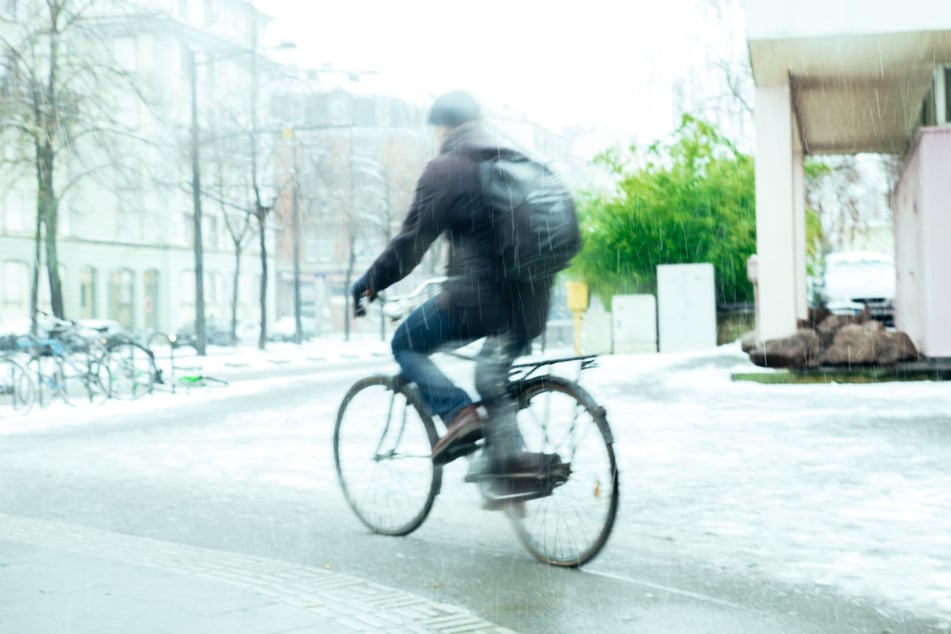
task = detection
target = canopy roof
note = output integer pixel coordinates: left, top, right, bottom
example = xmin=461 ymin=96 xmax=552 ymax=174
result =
xmin=744 ymin=2 xmax=951 ymax=154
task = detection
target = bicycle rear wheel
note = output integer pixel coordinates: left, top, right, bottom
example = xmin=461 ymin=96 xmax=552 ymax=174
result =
xmin=104 ymin=341 xmax=157 ymax=399
xmin=0 ymin=357 xmax=35 ymax=415
xmin=82 ymin=359 xmax=111 ymax=405
xmin=334 ymin=375 xmax=442 ymax=536
xmin=27 ymin=353 xmax=69 ymax=407
xmin=508 ymin=376 xmax=618 ymax=567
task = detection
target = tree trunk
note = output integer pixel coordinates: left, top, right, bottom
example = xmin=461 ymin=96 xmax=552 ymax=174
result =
xmin=230 ymin=245 xmax=242 ymax=346
xmin=257 ymin=209 xmax=267 ymax=351
xmin=30 ymin=200 xmax=42 ymax=336
xmin=37 ymin=142 xmax=64 ymax=318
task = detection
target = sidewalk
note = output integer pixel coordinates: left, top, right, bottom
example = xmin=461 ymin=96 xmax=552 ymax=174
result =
xmin=0 ymin=513 xmax=514 ymax=634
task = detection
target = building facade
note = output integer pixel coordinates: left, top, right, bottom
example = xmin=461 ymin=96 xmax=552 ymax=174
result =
xmin=1 ymin=1 xmax=596 ymax=343
xmin=0 ymin=0 xmax=277 ymax=339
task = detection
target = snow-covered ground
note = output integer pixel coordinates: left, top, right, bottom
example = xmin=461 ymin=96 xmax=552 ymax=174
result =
xmin=584 ymin=345 xmax=951 ymax=626
xmin=2 ymin=338 xmax=949 ymax=625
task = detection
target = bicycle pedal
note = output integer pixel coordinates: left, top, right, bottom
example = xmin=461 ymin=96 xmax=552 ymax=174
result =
xmin=481 ymin=486 xmax=552 ymax=511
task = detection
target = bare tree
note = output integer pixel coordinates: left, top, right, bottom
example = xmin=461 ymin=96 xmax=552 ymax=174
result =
xmin=805 ymin=155 xmax=894 ymax=254
xmin=0 ymin=0 xmax=152 ymax=329
xmin=204 ymin=138 xmax=255 ymax=345
xmin=672 ymin=0 xmax=754 ymax=146
xmin=190 ymin=34 xmax=292 ymax=350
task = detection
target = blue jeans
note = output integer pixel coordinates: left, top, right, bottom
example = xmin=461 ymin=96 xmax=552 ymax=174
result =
xmin=391 ymin=297 xmax=528 ymax=441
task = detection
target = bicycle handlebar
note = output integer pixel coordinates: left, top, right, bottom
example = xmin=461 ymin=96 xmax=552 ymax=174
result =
xmin=377 ymin=276 xmax=449 ymax=304
xmin=373 ymin=276 xmax=448 ymax=322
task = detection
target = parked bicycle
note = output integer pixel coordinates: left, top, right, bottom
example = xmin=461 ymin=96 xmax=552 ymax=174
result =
xmin=146 ymin=332 xmax=227 ymax=393
xmin=17 ymin=328 xmax=111 ymax=407
xmin=334 ymin=279 xmax=618 ymax=567
xmin=175 ymin=371 xmax=229 ymax=389
xmin=102 ymin=333 xmax=161 ymax=400
xmin=0 ymin=334 xmax=36 ymax=415
xmin=28 ymin=313 xmax=163 ymax=403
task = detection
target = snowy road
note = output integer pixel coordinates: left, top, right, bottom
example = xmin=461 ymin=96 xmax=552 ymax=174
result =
xmin=1 ymin=341 xmax=949 ymax=631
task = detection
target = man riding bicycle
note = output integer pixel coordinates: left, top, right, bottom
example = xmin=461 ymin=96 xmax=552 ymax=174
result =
xmin=351 ymin=90 xmax=557 ymax=494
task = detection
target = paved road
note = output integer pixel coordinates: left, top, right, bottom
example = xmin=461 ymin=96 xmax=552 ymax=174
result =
xmin=0 ymin=345 xmax=948 ymax=632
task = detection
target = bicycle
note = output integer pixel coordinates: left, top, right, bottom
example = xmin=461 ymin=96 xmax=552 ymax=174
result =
xmin=26 ymin=313 xmax=157 ymax=403
xmin=175 ymin=372 xmax=229 ymax=389
xmin=16 ymin=318 xmax=112 ymax=407
xmin=146 ymin=332 xmax=227 ymax=393
xmin=0 ymin=335 xmax=36 ymax=415
xmin=101 ymin=333 xmax=161 ymax=400
xmin=333 ymin=279 xmax=619 ymax=567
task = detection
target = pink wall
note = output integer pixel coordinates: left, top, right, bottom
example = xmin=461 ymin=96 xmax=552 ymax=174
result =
xmin=893 ymin=127 xmax=951 ymax=358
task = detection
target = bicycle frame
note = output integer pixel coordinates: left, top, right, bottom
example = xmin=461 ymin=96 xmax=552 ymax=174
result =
xmin=374 ymin=379 xmax=421 ymax=462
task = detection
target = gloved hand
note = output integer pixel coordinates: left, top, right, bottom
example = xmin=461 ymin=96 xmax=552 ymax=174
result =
xmin=351 ymin=277 xmax=374 ymax=318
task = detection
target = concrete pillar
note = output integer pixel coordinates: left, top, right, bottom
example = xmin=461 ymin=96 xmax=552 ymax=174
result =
xmin=791 ymin=123 xmax=808 ymax=323
xmin=754 ymin=84 xmax=805 ymax=341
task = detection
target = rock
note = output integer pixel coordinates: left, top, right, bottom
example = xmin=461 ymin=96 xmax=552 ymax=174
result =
xmin=747 ymin=312 xmax=919 ymax=369
xmin=747 ymin=329 xmax=821 ymax=369
xmin=814 ymin=313 xmax=865 ymax=348
xmin=740 ymin=330 xmax=758 ymax=354
xmin=820 ymin=321 xmax=884 ymax=365
xmin=877 ymin=330 xmax=918 ymax=365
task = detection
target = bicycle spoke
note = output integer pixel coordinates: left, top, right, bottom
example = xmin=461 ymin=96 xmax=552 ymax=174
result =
xmin=334 ymin=376 xmax=441 ymax=536
xmin=509 ymin=378 xmax=618 ymax=567
xmin=0 ymin=358 xmax=35 ymax=415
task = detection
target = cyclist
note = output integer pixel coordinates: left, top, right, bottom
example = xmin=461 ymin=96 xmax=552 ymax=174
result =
xmin=351 ymin=90 xmax=556 ymax=495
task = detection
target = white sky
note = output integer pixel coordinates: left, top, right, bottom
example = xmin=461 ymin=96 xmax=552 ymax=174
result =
xmin=258 ymin=0 xmax=715 ymax=145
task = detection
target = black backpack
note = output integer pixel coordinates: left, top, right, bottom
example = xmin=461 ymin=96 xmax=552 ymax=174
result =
xmin=480 ymin=149 xmax=580 ymax=282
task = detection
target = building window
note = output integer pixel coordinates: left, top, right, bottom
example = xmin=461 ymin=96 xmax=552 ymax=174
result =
xmin=180 ymin=270 xmax=195 ymax=324
xmin=316 ymin=236 xmax=334 ymax=263
xmin=205 ymin=215 xmax=218 ymax=248
xmin=110 ymin=268 xmax=135 ymax=329
xmin=144 ymin=269 xmax=159 ymax=331
xmin=328 ymin=94 xmax=350 ymax=126
xmin=182 ymin=212 xmax=194 ymax=246
xmin=2 ymin=186 xmax=26 ymax=233
xmin=304 ymin=238 xmax=319 ymax=263
xmin=205 ymin=271 xmax=222 ymax=317
xmin=2 ymin=260 xmax=29 ymax=321
xmin=203 ymin=0 xmax=217 ymax=27
xmin=79 ymin=266 xmax=97 ymax=319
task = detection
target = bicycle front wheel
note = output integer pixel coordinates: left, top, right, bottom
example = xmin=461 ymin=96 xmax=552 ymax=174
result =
xmin=0 ymin=357 xmax=35 ymax=415
xmin=334 ymin=375 xmax=441 ymax=536
xmin=104 ymin=342 xmax=157 ymax=399
xmin=508 ymin=376 xmax=619 ymax=567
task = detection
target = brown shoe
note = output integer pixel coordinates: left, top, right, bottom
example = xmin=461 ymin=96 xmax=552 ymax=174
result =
xmin=432 ymin=405 xmax=484 ymax=465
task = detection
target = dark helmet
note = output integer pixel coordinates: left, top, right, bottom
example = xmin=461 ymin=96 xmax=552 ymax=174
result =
xmin=427 ymin=90 xmax=481 ymax=126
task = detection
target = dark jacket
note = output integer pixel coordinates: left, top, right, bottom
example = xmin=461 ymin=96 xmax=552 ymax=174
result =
xmin=357 ymin=123 xmax=552 ymax=339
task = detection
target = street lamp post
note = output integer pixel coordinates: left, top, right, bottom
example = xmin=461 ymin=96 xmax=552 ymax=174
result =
xmin=187 ymin=40 xmax=295 ymax=356
xmin=291 ymin=142 xmax=303 ymax=344
xmin=188 ymin=48 xmax=207 ymax=356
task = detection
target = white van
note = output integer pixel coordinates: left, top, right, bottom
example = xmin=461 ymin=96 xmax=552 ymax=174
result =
xmin=817 ymin=251 xmax=896 ymax=325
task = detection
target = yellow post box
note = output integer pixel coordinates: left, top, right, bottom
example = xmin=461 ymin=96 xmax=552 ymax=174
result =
xmin=566 ymin=281 xmax=589 ymax=354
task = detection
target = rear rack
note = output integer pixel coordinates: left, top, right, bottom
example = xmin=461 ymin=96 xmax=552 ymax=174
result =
xmin=511 ymin=354 xmax=598 ymax=371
